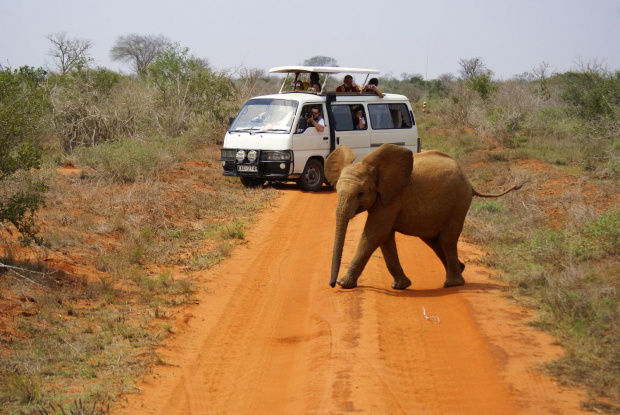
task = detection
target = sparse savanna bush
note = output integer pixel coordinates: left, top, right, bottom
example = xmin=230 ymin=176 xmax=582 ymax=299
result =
xmin=49 ymin=65 xmax=237 ymax=152
xmin=425 ymin=66 xmax=620 ymax=180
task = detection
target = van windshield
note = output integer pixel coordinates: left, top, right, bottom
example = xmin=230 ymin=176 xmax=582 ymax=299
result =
xmin=229 ymin=98 xmax=299 ymax=134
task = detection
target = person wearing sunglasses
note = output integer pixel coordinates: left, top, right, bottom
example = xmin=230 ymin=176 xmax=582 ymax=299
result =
xmin=305 ymin=106 xmax=325 ymax=132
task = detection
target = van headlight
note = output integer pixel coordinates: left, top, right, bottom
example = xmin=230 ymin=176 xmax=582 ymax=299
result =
xmin=236 ymin=150 xmax=246 ymax=162
xmin=261 ymin=151 xmax=292 ymax=161
xmin=247 ymin=150 xmax=258 ymax=162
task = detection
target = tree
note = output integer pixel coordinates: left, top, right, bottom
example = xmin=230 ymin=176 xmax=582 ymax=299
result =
xmin=148 ymin=43 xmax=234 ymax=136
xmin=46 ymin=32 xmax=93 ymax=74
xmin=458 ymin=57 xmax=490 ymax=81
xmin=0 ymin=67 xmax=48 ymax=244
xmin=457 ymin=57 xmax=496 ymax=99
xmin=530 ymin=61 xmax=553 ymax=98
xmin=303 ymin=56 xmax=339 ymax=67
xmin=110 ymin=34 xmax=171 ymax=75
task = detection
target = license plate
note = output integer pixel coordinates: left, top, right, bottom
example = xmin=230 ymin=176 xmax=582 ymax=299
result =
xmin=237 ymin=165 xmax=258 ymax=172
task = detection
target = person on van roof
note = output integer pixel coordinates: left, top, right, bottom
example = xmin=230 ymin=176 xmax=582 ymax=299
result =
xmin=309 ymin=72 xmax=322 ymax=92
xmin=305 ymin=106 xmax=325 ymax=132
xmin=336 ymin=75 xmax=360 ymax=92
xmin=363 ymin=78 xmax=384 ymax=98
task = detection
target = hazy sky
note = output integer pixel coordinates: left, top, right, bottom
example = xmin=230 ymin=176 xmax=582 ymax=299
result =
xmin=2 ymin=0 xmax=620 ymax=81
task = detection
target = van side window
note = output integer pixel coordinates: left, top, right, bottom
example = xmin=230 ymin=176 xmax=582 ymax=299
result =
xmin=332 ymin=105 xmax=354 ymax=131
xmin=332 ymin=104 xmax=367 ymax=131
xmin=368 ymin=103 xmax=414 ymax=129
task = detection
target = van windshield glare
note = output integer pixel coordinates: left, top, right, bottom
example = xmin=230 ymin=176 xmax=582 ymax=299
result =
xmin=229 ymin=99 xmax=299 ymax=134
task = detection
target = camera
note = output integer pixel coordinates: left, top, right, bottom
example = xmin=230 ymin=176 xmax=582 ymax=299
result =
xmin=306 ymin=111 xmax=313 ymax=118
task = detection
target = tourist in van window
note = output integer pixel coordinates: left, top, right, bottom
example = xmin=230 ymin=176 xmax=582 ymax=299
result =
xmin=363 ymin=78 xmax=384 ymax=98
xmin=354 ymin=108 xmax=367 ymax=130
xmin=305 ymin=106 xmax=325 ymax=132
xmin=336 ymin=75 xmax=360 ymax=92
xmin=292 ymin=80 xmax=304 ymax=91
xmin=309 ymin=72 xmax=322 ymax=92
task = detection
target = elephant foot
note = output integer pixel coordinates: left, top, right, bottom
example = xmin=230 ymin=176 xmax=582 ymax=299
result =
xmin=460 ymin=261 xmax=465 ymax=272
xmin=337 ymin=278 xmax=358 ymax=289
xmin=391 ymin=278 xmax=412 ymax=290
xmin=443 ymin=275 xmax=465 ymax=288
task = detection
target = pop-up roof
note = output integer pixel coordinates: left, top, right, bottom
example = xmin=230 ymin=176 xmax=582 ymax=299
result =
xmin=270 ymin=66 xmax=380 ymax=93
xmin=269 ymin=66 xmax=379 ymax=75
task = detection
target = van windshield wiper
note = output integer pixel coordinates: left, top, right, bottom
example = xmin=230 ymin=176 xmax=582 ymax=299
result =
xmin=230 ymin=127 xmax=261 ymax=133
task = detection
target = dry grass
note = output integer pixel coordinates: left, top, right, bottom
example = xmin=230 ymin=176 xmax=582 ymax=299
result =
xmin=418 ymin=104 xmax=620 ymax=410
xmin=422 ymin=120 xmax=620 ymax=410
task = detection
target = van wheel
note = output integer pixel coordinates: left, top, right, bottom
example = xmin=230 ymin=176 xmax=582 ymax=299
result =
xmin=299 ymin=159 xmax=324 ymax=192
xmin=240 ymin=177 xmax=265 ymax=188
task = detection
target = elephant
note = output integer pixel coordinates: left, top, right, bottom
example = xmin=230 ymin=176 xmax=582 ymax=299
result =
xmin=324 ymin=143 xmax=521 ymax=290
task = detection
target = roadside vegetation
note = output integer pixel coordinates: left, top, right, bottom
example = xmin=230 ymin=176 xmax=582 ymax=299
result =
xmin=0 ymin=36 xmax=618 ymax=413
xmin=413 ymin=58 xmax=619 ymax=413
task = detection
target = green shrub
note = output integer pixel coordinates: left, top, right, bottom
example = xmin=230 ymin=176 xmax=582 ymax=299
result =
xmin=0 ymin=66 xmax=48 ymax=244
xmin=557 ymin=70 xmax=620 ymax=120
xmin=468 ymin=74 xmax=496 ymax=99
xmin=147 ymin=43 xmax=236 ymax=137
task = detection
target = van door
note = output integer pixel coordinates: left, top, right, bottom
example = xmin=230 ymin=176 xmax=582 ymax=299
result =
xmin=292 ymin=104 xmax=330 ymax=174
xmin=331 ymin=104 xmax=371 ymax=158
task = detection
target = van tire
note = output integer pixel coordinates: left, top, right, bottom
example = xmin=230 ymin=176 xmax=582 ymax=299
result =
xmin=240 ymin=177 xmax=265 ymax=188
xmin=299 ymin=159 xmax=325 ymax=192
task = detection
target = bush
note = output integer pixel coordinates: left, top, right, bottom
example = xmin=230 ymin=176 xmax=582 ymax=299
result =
xmin=0 ymin=66 xmax=48 ymax=244
xmin=556 ymin=70 xmax=620 ymax=120
xmin=147 ymin=44 xmax=236 ymax=137
xmin=49 ymin=68 xmax=148 ymax=151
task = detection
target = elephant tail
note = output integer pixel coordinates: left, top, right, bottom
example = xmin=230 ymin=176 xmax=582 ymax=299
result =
xmin=472 ymin=182 xmax=524 ymax=198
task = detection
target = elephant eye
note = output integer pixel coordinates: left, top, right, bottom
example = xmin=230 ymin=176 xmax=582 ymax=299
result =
xmin=357 ymin=191 xmax=364 ymax=198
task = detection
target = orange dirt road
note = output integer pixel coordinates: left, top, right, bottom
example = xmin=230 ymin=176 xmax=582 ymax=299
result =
xmin=119 ymin=186 xmax=587 ymax=415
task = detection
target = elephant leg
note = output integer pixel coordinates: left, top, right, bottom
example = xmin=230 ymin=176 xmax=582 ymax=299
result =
xmin=337 ymin=212 xmax=395 ymax=289
xmin=439 ymin=237 xmax=465 ymax=288
xmin=337 ymin=237 xmax=376 ymax=289
xmin=380 ymin=231 xmax=411 ymax=290
xmin=422 ymin=237 xmax=465 ymax=273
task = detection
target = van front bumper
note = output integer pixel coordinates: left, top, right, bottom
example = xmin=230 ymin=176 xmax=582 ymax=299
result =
xmin=220 ymin=149 xmax=293 ymax=179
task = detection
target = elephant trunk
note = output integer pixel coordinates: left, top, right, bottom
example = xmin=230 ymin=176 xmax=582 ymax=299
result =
xmin=329 ymin=196 xmax=354 ymax=287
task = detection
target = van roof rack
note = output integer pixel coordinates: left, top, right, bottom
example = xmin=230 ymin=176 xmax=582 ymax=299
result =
xmin=269 ymin=66 xmax=379 ymax=75
xmin=270 ymin=66 xmax=380 ymax=94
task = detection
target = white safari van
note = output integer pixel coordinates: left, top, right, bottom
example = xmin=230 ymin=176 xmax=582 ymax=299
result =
xmin=220 ymin=66 xmax=420 ymax=191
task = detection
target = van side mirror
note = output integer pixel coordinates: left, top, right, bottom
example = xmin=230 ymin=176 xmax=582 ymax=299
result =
xmin=296 ymin=118 xmax=308 ymax=133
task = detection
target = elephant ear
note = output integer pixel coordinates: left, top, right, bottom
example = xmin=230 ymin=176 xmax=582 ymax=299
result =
xmin=325 ymin=146 xmax=357 ymax=187
xmin=361 ymin=144 xmax=413 ymax=206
